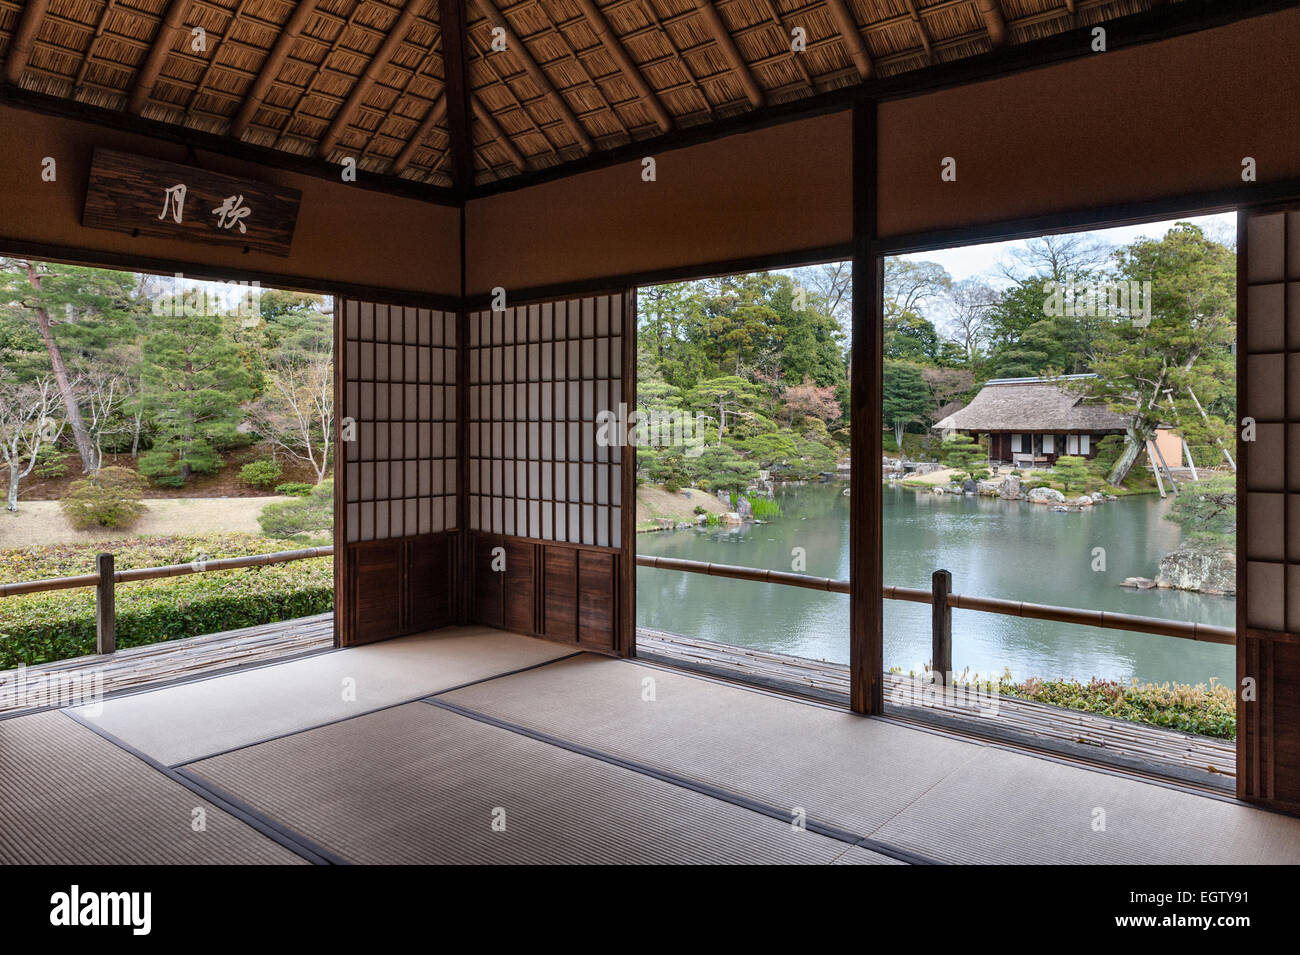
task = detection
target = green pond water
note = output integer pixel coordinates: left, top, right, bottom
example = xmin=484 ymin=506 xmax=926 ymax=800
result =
xmin=635 ymin=482 xmax=1234 ymax=687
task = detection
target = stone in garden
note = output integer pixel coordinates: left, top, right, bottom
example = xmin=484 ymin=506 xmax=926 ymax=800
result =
xmin=997 ymin=475 xmax=1022 ymax=500
xmin=962 ymin=479 xmax=977 ymax=494
xmin=1091 ymin=491 xmax=1105 ymax=503
xmin=1072 ymin=495 xmax=1093 ymax=507
xmin=1120 ymin=576 xmax=1157 ymax=589
xmin=1156 ymin=543 xmax=1237 ymax=596
xmin=1026 ymin=486 xmax=1066 ymax=504
xmin=736 ymin=496 xmax=754 ymax=521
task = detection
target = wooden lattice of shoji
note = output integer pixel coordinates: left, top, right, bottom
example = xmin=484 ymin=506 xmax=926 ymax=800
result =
xmin=337 ymin=298 xmax=458 ymax=646
xmin=341 ymin=300 xmax=457 ymax=542
xmin=1239 ymin=205 xmax=1300 ymax=812
xmin=467 ymin=295 xmax=624 ymax=547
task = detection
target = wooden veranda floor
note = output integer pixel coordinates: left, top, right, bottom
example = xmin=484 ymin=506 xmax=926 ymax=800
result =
xmin=636 ymin=628 xmax=1237 ymax=789
xmin=0 ymin=613 xmax=335 ymax=715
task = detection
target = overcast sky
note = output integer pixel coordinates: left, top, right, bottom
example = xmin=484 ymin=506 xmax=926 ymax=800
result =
xmin=895 ymin=211 xmax=1236 ymax=285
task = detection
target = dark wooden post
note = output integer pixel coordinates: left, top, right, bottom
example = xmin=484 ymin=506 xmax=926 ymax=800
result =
xmin=931 ymin=569 xmax=952 ymax=686
xmin=95 ymin=552 xmax=115 ymax=654
xmin=849 ymin=97 xmax=884 ymax=715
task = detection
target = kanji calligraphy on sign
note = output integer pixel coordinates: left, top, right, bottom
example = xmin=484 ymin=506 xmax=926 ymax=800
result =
xmin=82 ymin=148 xmax=302 ymax=257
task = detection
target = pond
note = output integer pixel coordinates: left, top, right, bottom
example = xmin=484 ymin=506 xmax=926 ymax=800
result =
xmin=635 ymin=482 xmax=1234 ymax=687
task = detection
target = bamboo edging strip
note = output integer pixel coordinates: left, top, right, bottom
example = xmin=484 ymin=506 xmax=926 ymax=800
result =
xmin=634 ymin=554 xmax=1235 ymax=645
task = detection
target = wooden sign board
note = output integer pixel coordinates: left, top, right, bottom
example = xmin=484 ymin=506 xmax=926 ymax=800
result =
xmin=82 ymin=148 xmax=302 ymax=257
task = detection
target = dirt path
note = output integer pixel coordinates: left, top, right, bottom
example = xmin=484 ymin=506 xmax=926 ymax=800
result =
xmin=0 ymin=498 xmax=290 ymax=548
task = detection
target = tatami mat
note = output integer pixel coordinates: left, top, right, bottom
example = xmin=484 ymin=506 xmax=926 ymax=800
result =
xmin=187 ymin=702 xmax=858 ymax=864
xmin=870 ymin=747 xmax=1300 ymax=865
xmin=440 ymin=654 xmax=980 ymax=838
xmin=0 ymin=711 xmax=306 ymax=865
xmin=441 ymin=654 xmax=1300 ymax=864
xmin=832 ymin=846 xmax=908 ymax=865
xmin=71 ymin=626 xmax=576 ymax=766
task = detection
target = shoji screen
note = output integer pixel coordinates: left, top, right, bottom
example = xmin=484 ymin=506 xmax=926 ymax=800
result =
xmin=336 ymin=298 xmax=458 ymax=646
xmin=466 ymin=293 xmax=629 ymax=653
xmin=1239 ymin=205 xmax=1300 ymax=811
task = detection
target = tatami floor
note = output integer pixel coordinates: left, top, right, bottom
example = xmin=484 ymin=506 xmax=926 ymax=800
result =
xmin=2 ymin=625 xmax=1298 ymax=865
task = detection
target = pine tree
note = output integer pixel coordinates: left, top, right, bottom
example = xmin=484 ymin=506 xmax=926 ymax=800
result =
xmin=138 ymin=307 xmax=252 ymax=486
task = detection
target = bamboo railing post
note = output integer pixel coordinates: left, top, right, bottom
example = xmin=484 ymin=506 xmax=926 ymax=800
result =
xmin=931 ymin=569 xmax=952 ymax=686
xmin=95 ymin=553 xmax=115 ymax=655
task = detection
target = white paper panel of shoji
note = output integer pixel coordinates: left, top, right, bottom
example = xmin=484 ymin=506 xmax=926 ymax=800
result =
xmin=342 ymin=300 xmax=457 ymax=543
xmin=468 ymin=294 xmax=623 ymax=547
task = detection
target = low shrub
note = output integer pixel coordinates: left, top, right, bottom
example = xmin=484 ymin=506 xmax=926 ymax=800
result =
xmin=257 ymin=480 xmax=333 ymax=539
xmin=58 ymin=467 xmax=147 ymax=530
xmin=240 ymin=458 xmax=283 ymax=489
xmin=1001 ymin=675 xmax=1236 ymax=740
xmin=890 ymin=663 xmax=1237 ymax=741
xmin=33 ymin=446 xmax=70 ymax=479
xmin=275 ymin=482 xmax=315 ymax=497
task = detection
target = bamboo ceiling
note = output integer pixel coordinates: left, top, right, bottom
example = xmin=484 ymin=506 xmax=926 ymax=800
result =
xmin=0 ymin=0 xmax=1160 ymax=188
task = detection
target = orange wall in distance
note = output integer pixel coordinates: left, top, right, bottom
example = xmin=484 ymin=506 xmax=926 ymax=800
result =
xmin=877 ymin=9 xmax=1300 ymax=238
xmin=465 ymin=111 xmax=852 ymax=295
xmin=0 ymin=103 xmax=460 ymax=297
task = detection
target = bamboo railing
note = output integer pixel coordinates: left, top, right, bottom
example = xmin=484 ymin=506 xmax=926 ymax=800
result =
xmin=0 ymin=546 xmax=334 ymax=654
xmin=635 ymin=554 xmax=1237 ymax=683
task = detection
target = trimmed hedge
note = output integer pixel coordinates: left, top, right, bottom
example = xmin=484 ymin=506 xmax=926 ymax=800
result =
xmin=0 ymin=534 xmax=332 ymax=668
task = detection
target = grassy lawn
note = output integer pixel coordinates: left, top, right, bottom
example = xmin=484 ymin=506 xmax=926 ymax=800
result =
xmin=0 ymin=497 xmax=291 ymax=548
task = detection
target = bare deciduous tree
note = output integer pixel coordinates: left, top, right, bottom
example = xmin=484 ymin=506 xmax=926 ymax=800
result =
xmin=75 ymin=361 xmax=136 ymax=469
xmin=0 ymin=373 xmax=63 ymax=512
xmin=245 ymin=343 xmax=334 ymax=483
xmin=947 ymin=279 xmax=999 ymax=359
xmin=999 ymin=233 xmax=1111 ymax=284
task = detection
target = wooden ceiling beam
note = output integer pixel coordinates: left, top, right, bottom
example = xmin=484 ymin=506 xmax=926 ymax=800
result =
xmin=976 ymin=0 xmax=1008 ymax=47
xmin=466 ymin=23 xmax=564 ymax=164
xmin=73 ymin=0 xmax=116 ymax=90
xmin=4 ymin=0 xmax=53 ymax=85
xmin=440 ymin=0 xmax=476 ymax=184
xmin=473 ymin=0 xmax=595 ymax=153
xmin=572 ymin=0 xmax=672 ymax=133
xmin=691 ymin=0 xmax=763 ymax=108
xmin=903 ymin=0 xmax=933 ymax=63
xmin=822 ymin=0 xmax=872 ymax=79
xmin=229 ymin=0 xmax=321 ymax=138
xmin=126 ymin=0 xmax=193 ymax=113
xmin=389 ymin=93 xmax=447 ymax=173
xmin=472 ymin=95 xmax=528 ymax=172
xmin=318 ymin=0 xmax=427 ymax=157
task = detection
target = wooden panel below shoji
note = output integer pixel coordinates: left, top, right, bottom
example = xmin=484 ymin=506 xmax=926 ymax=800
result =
xmin=1239 ymin=204 xmax=1300 ymax=813
xmin=339 ymin=532 xmax=457 ymax=646
xmin=468 ymin=531 xmax=621 ymax=654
